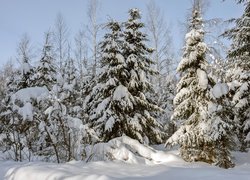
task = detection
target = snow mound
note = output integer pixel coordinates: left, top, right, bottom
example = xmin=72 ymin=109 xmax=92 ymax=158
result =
xmin=11 ymin=86 xmax=49 ymax=103
xmin=197 ymin=68 xmax=208 ymax=90
xmin=211 ymin=83 xmax=229 ymax=99
xmin=18 ymin=102 xmax=33 ymax=121
xmin=85 ymin=136 xmax=182 ymax=165
xmin=112 ymin=85 xmax=134 ymax=110
xmin=21 ymin=62 xmax=32 ymax=75
xmin=10 ymin=87 xmax=49 ymax=121
xmin=116 ymin=53 xmax=125 ymax=63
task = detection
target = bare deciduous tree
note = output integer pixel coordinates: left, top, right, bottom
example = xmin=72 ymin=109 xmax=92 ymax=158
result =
xmin=146 ymin=1 xmax=177 ymax=138
xmin=54 ymin=13 xmax=69 ymax=71
xmin=74 ymin=30 xmax=88 ymax=79
xmin=16 ymin=34 xmax=33 ymax=65
xmin=146 ymin=0 xmax=175 ymax=78
xmin=86 ymin=0 xmax=102 ymax=77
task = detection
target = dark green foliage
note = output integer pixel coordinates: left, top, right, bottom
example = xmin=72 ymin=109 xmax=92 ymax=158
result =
xmin=32 ymin=32 xmax=57 ymax=90
xmin=167 ymin=6 xmax=235 ymax=169
xmin=224 ymin=1 xmax=250 ymax=150
xmin=86 ymin=10 xmax=164 ymax=145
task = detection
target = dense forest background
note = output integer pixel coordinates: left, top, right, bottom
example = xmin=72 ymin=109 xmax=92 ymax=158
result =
xmin=0 ymin=0 xmax=249 ymax=169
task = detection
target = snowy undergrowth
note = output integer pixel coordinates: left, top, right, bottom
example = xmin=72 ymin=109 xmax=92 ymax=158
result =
xmin=1 ymin=137 xmax=250 ymax=180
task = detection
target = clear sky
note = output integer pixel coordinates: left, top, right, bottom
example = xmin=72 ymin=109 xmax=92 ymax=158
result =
xmin=0 ymin=0 xmax=244 ymax=66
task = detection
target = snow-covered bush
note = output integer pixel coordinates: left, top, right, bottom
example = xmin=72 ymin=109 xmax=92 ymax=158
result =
xmin=85 ymin=135 xmax=181 ymax=164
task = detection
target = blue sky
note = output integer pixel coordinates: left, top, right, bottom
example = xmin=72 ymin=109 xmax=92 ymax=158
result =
xmin=0 ymin=0 xmax=244 ymax=66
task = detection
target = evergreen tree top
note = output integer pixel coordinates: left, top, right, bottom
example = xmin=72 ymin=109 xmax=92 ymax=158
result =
xmin=106 ymin=21 xmax=121 ymax=33
xmin=125 ymin=8 xmax=144 ymax=30
xmin=100 ymin=20 xmax=124 ymax=69
xmin=64 ymin=58 xmax=76 ymax=81
xmin=128 ymin=8 xmax=141 ymax=20
xmin=124 ymin=8 xmax=154 ymax=58
xmin=41 ymin=32 xmax=54 ymax=62
xmin=102 ymin=20 xmax=121 ymax=45
xmin=177 ymin=7 xmax=206 ymax=73
xmin=190 ymin=10 xmax=203 ymax=30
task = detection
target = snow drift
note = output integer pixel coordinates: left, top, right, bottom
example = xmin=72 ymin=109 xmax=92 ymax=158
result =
xmin=85 ymin=136 xmax=182 ymax=164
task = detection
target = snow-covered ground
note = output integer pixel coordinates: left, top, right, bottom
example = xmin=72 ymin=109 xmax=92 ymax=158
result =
xmin=1 ymin=149 xmax=250 ymax=180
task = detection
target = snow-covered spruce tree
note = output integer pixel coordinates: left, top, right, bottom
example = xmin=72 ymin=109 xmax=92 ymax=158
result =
xmin=86 ymin=14 xmax=163 ymax=144
xmin=10 ymin=35 xmax=33 ymax=92
xmin=31 ymin=32 xmax=60 ymax=161
xmin=32 ymin=32 xmax=57 ymax=90
xmin=16 ymin=35 xmax=34 ymax=90
xmin=166 ymin=6 xmax=234 ymax=168
xmin=0 ymin=61 xmax=15 ymax=100
xmin=62 ymin=58 xmax=81 ymax=116
xmin=85 ymin=21 xmax=129 ymax=143
xmin=122 ymin=8 xmax=164 ymax=144
xmin=223 ymin=1 xmax=250 ymax=150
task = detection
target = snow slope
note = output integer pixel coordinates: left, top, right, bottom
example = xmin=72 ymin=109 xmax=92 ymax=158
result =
xmin=1 ymin=150 xmax=250 ymax=180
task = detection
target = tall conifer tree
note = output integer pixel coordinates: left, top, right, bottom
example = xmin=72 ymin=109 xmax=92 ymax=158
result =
xmin=167 ymin=3 xmax=234 ymax=168
xmin=224 ymin=1 xmax=250 ymax=150
xmin=122 ymin=8 xmax=164 ymax=144
xmin=32 ymin=32 xmax=57 ymax=90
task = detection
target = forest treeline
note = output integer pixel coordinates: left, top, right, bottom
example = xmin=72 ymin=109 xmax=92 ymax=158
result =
xmin=0 ymin=0 xmax=249 ymax=169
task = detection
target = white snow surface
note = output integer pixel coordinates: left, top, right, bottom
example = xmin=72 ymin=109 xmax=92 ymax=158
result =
xmin=1 ymin=137 xmax=250 ymax=180
xmin=1 ymin=151 xmax=250 ymax=180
